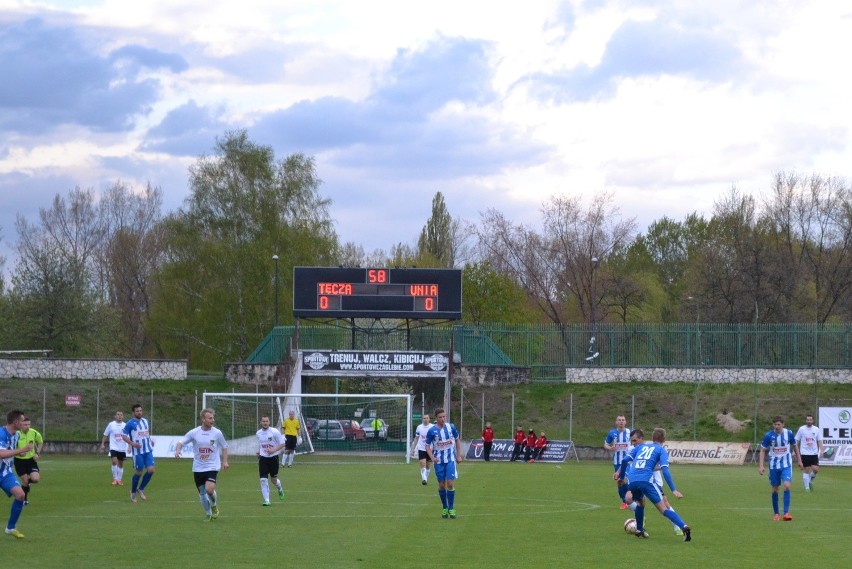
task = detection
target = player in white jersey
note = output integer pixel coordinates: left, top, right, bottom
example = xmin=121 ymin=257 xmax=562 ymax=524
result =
xmin=425 ymin=408 xmax=462 ymax=519
xmin=759 ymin=415 xmax=800 ymax=521
xmin=100 ymin=411 xmax=130 ymax=485
xmin=794 ymin=414 xmax=823 ymax=492
xmin=255 ymin=416 xmax=286 ymax=506
xmin=175 ymin=409 xmax=229 ymax=521
xmin=413 ymin=414 xmax=433 ymax=485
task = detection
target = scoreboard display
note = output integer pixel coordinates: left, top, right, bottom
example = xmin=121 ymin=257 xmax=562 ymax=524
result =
xmin=292 ymin=267 xmax=462 ymax=319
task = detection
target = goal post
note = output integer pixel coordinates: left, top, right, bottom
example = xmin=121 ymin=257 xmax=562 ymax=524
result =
xmin=203 ymin=392 xmax=413 ymax=462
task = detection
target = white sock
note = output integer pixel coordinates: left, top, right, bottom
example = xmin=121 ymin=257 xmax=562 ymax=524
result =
xmin=117 ymin=466 xmax=123 ymax=480
xmin=629 ymin=502 xmax=638 ymax=512
xmin=111 ymin=465 xmax=117 ymax=479
xmin=803 ymin=473 xmax=810 ymax=488
xmin=275 ymin=479 xmax=283 ymax=492
xmin=210 ymin=490 xmax=218 ymax=506
xmin=420 ymin=467 xmax=426 ymax=481
xmin=260 ymin=478 xmax=270 ymax=501
xmin=289 ymin=454 xmax=294 ymax=466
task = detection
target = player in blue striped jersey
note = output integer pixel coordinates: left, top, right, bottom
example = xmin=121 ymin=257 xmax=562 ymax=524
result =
xmin=758 ymin=415 xmax=800 ymax=521
xmin=604 ymin=415 xmax=631 ymax=509
xmin=425 ymin=408 xmax=462 ymax=519
xmin=1 ymin=410 xmax=31 ymax=539
xmin=122 ymin=404 xmax=156 ymax=503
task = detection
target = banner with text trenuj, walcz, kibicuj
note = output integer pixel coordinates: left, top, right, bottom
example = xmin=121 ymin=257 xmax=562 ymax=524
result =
xmin=300 ymin=350 xmax=449 ymax=377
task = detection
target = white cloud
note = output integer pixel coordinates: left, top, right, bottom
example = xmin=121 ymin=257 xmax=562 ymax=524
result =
xmin=0 ymin=0 xmax=850 ymax=274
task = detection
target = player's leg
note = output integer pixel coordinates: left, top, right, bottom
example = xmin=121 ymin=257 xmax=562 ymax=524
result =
xmin=445 ymin=462 xmax=458 ymax=518
xmin=194 ymin=472 xmax=211 ymax=517
xmin=115 ymin=455 xmax=125 ymax=485
xmin=138 ymin=455 xmax=155 ymax=497
xmin=434 ymin=464 xmax=449 ymax=516
xmin=206 ymin=476 xmax=220 ymax=519
xmin=3 ymin=474 xmax=27 ymax=538
xmin=768 ymin=468 xmax=781 ymax=518
xmin=615 ymin=465 xmax=629 ymax=507
xmin=259 ymin=458 xmax=270 ymax=504
xmin=781 ymin=468 xmax=793 ymax=520
xmin=130 ymin=454 xmax=144 ymax=501
xmin=269 ymin=457 xmax=284 ymax=499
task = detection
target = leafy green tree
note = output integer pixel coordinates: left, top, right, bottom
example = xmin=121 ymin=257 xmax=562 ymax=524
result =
xmin=148 ymin=130 xmax=338 ymax=369
xmin=462 ymin=261 xmax=538 ymax=323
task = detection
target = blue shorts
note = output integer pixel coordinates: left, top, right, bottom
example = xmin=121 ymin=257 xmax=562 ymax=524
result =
xmin=133 ymin=452 xmax=156 ymax=471
xmin=768 ymin=466 xmax=793 ymax=487
xmin=627 ymin=480 xmax=664 ymax=505
xmin=434 ymin=461 xmax=458 ymax=482
xmin=1 ymin=470 xmax=21 ymax=497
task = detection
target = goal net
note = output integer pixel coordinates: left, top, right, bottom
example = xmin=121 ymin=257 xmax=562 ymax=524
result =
xmin=203 ymin=392 xmax=413 ymax=462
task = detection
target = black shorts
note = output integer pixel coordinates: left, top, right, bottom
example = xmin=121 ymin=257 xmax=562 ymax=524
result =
xmin=14 ymin=457 xmax=39 ymax=477
xmin=418 ymin=450 xmax=432 ymax=462
xmin=801 ymin=454 xmax=819 ymax=468
xmin=259 ymin=455 xmax=280 ymax=478
xmin=284 ymin=434 xmax=297 ymax=451
xmin=109 ymin=450 xmax=128 ymax=460
xmin=193 ymin=470 xmax=219 ymax=488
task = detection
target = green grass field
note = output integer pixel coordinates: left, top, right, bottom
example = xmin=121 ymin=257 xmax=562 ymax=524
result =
xmin=11 ymin=455 xmax=852 ymax=568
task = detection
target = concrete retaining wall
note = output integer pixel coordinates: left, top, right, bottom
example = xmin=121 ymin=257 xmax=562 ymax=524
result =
xmin=566 ymin=367 xmax=852 ymax=384
xmin=0 ymin=358 xmax=187 ymax=380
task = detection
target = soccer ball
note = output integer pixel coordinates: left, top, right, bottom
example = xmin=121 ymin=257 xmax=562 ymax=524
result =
xmin=624 ymin=518 xmax=637 ymax=534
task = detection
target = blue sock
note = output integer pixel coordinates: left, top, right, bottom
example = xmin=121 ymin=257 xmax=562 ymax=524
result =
xmin=448 ymin=490 xmax=455 ymax=509
xmin=132 ymin=474 xmax=140 ymax=493
xmin=618 ymin=485 xmax=627 ymax=502
xmin=140 ymin=471 xmax=153 ymax=490
xmin=783 ymin=489 xmax=790 ymax=513
xmin=771 ymin=492 xmax=779 ymax=514
xmin=663 ymin=508 xmax=686 ymax=529
xmin=7 ymin=499 xmax=24 ymax=529
xmin=635 ymin=504 xmax=645 ymax=531
xmin=438 ymin=489 xmax=448 ymax=508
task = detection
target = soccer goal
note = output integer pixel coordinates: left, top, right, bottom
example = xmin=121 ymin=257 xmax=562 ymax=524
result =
xmin=203 ymin=392 xmax=413 ymax=462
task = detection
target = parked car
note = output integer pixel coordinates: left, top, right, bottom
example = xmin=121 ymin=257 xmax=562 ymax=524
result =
xmin=314 ymin=419 xmax=346 ymax=440
xmin=339 ymin=419 xmax=366 ymax=441
xmin=360 ymin=418 xmax=389 ymax=440
xmin=304 ymin=418 xmax=319 ymax=439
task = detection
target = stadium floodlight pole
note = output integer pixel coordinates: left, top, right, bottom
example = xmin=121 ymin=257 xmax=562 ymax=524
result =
xmin=272 ymin=254 xmax=280 ymax=327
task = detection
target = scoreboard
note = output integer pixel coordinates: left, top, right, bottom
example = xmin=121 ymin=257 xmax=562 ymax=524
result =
xmin=292 ymin=267 xmax=462 ymax=319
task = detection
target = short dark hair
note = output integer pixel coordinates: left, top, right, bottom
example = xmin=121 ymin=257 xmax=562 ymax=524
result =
xmin=6 ymin=410 xmax=24 ymax=425
xmin=133 ymin=404 xmax=142 ymax=412
xmin=433 ymin=407 xmax=445 ymax=417
xmin=772 ymin=415 xmax=784 ymax=424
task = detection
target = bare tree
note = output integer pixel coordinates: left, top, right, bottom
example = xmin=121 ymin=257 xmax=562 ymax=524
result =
xmin=475 ymin=193 xmax=636 ymax=326
xmin=764 ymin=172 xmax=852 ymax=323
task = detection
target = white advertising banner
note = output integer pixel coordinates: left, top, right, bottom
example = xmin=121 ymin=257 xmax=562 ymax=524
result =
xmin=818 ymin=407 xmax=852 ymax=466
xmin=150 ymin=435 xmax=194 ymax=459
xmin=662 ymin=441 xmax=750 ymax=465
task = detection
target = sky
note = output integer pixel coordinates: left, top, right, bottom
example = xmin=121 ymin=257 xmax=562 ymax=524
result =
xmin=1 ymin=0 xmax=851 ymax=276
